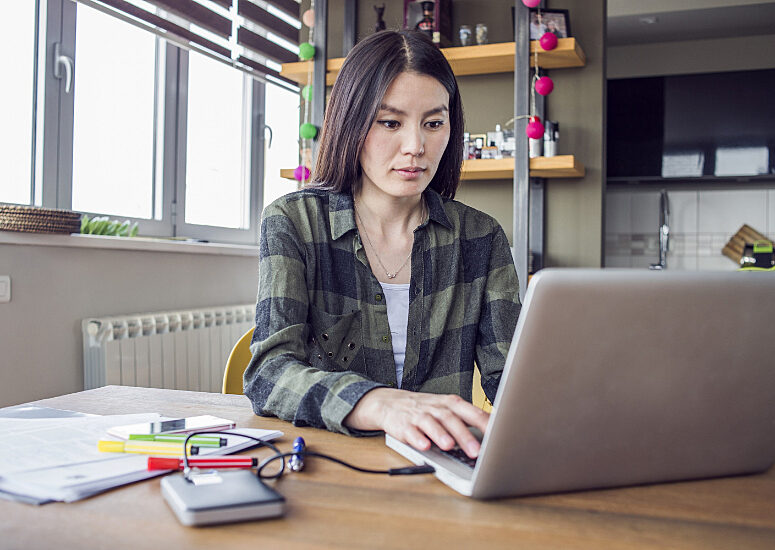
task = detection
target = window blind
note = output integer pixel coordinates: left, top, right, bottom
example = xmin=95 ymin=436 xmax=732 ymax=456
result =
xmin=76 ymin=0 xmax=300 ymax=88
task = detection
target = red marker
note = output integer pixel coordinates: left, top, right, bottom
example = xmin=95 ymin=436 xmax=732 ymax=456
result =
xmin=147 ymin=456 xmax=257 ymax=470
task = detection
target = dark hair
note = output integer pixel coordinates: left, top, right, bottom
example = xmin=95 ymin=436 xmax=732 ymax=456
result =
xmin=311 ymin=30 xmax=464 ymax=199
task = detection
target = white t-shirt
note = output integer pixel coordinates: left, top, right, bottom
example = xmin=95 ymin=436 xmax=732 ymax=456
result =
xmin=379 ymin=282 xmax=411 ymax=388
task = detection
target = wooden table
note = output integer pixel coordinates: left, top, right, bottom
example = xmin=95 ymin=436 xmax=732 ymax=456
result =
xmin=1 ymin=386 xmax=774 ymax=550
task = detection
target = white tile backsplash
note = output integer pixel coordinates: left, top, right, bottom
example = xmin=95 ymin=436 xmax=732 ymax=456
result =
xmin=605 ymin=191 xmax=631 ymax=234
xmin=604 ymin=255 xmax=632 ymax=268
xmin=768 ymin=190 xmax=774 ymax=234
xmin=697 ymin=189 xmax=768 ymax=235
xmin=631 ymin=254 xmax=655 ymax=269
xmin=697 ymin=255 xmax=739 ymax=271
xmin=605 ymin=186 xmax=775 ymax=272
xmin=630 ymin=191 xmax=660 ymax=234
xmin=667 ymin=252 xmax=697 ymax=270
xmin=667 ymin=191 xmax=698 ymax=233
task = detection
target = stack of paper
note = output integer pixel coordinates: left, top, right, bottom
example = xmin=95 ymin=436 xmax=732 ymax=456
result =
xmin=0 ymin=410 xmax=282 ymax=505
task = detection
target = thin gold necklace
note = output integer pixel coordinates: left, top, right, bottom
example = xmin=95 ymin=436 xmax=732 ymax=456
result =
xmin=355 ymin=199 xmax=426 ymax=280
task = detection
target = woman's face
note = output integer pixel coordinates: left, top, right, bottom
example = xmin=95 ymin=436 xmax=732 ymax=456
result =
xmin=358 ymin=71 xmax=451 ymax=201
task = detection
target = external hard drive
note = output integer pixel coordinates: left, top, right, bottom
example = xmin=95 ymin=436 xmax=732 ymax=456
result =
xmin=161 ymin=470 xmax=285 ymax=526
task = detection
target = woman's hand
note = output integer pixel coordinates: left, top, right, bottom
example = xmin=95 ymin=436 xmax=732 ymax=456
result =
xmin=343 ymin=388 xmax=490 ymax=459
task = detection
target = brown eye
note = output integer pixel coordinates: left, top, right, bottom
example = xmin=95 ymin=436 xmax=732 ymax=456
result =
xmin=378 ymin=120 xmax=400 ymax=129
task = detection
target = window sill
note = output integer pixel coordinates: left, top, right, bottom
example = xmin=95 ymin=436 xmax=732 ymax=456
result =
xmin=0 ymin=231 xmax=259 ymax=257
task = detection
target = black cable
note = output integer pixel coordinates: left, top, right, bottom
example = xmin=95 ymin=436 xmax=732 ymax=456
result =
xmin=256 ymin=451 xmax=435 ymax=479
xmin=180 ymin=430 xmax=435 ymax=481
xmin=182 ymin=430 xmax=285 ymax=480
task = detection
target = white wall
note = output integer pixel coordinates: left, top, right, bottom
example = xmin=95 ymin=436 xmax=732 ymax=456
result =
xmin=608 ymin=0 xmax=775 ymax=17
xmin=0 ymin=235 xmax=259 ymax=407
xmin=608 ymin=34 xmax=775 ymax=79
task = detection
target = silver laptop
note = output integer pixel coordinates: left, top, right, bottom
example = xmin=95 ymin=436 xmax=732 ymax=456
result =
xmin=386 ymin=269 xmax=775 ymax=499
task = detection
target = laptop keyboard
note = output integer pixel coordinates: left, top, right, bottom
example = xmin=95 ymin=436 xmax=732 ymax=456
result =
xmin=440 ymin=447 xmax=476 ymax=469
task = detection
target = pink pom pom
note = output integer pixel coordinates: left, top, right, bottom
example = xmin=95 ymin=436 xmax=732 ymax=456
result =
xmin=539 ymin=32 xmax=558 ymax=51
xmin=535 ymin=76 xmax=554 ymax=96
xmin=302 ymin=9 xmax=315 ymax=28
xmin=522 ymin=0 xmax=541 ymax=7
xmin=526 ymin=117 xmax=544 ymax=139
xmin=294 ymin=165 xmax=311 ymax=182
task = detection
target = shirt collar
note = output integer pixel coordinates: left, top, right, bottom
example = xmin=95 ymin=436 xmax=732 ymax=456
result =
xmin=328 ymin=187 xmax=454 ymax=241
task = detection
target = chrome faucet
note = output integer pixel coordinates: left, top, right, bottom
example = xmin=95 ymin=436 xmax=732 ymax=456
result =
xmin=650 ymin=190 xmax=670 ymax=270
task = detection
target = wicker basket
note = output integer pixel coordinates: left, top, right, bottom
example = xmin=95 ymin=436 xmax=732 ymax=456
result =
xmin=0 ymin=204 xmax=82 ymax=235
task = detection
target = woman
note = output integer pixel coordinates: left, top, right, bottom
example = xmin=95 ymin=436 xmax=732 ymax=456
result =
xmin=245 ymin=30 xmax=521 ymax=460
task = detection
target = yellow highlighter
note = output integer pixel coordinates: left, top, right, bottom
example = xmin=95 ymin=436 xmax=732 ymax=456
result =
xmin=98 ymin=439 xmax=202 ymax=457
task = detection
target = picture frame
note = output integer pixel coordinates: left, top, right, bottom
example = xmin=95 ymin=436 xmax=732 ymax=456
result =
xmin=529 ymin=9 xmax=571 ymax=40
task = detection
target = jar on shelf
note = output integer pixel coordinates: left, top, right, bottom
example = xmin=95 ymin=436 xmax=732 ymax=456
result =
xmin=475 ymin=23 xmax=488 ymax=45
xmin=459 ymin=25 xmax=473 ymax=46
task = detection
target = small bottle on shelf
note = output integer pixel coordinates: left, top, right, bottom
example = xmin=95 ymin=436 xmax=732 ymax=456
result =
xmin=543 ymin=120 xmax=558 ymax=157
xmin=529 ymin=137 xmax=542 ymax=158
xmin=474 ymin=136 xmax=484 ymax=159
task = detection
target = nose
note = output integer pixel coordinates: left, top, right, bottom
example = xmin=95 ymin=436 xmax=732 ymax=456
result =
xmin=400 ymin=126 xmax=425 ymax=157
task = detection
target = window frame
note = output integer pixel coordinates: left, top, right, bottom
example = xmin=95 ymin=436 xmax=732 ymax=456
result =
xmin=28 ymin=0 xmax=269 ymax=245
xmin=172 ymin=48 xmax=265 ymax=245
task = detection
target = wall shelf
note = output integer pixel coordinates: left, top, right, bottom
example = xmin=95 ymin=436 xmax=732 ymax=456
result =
xmin=280 ymin=155 xmax=585 ymax=182
xmin=279 ymin=38 xmax=586 ymax=86
xmin=461 ymin=156 xmax=585 ymax=180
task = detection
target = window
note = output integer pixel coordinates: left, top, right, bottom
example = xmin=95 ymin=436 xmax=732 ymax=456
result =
xmin=7 ymin=0 xmax=302 ymax=244
xmin=184 ymin=51 xmax=251 ymax=229
xmin=263 ymin=81 xmax=301 ymax=208
xmin=71 ymin=5 xmax=158 ymax=219
xmin=1 ymin=1 xmax=37 ymax=205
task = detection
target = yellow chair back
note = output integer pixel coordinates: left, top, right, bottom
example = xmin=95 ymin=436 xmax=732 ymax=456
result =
xmin=472 ymin=365 xmax=493 ymax=413
xmin=222 ymin=327 xmax=254 ymax=395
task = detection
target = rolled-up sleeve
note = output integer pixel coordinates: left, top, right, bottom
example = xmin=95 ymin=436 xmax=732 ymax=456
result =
xmin=475 ymin=223 xmax=522 ymax=402
xmin=243 ymin=201 xmax=384 ymax=435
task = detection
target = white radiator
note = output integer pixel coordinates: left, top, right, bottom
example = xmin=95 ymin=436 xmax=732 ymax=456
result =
xmin=82 ymin=305 xmax=254 ymax=392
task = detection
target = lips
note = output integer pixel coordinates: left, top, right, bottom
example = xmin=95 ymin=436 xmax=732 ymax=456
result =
xmin=394 ymin=166 xmax=426 ymax=179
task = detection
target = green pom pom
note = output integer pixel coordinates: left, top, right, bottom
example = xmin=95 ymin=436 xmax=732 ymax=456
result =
xmin=301 ymin=85 xmax=313 ymax=102
xmin=298 ymin=42 xmax=316 ymax=60
xmin=299 ymin=123 xmax=318 ymax=139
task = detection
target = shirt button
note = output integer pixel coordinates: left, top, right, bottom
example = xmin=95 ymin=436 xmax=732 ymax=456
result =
xmin=327 ymin=352 xmax=334 ymax=357
xmin=375 ymin=293 xmax=382 ymax=302
xmin=348 ymin=342 xmax=355 ymax=349
xmin=321 ymin=333 xmax=329 ymax=341
xmin=382 ymin=335 xmax=390 ymax=343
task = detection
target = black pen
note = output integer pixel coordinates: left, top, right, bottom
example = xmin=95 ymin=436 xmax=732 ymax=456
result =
xmin=289 ymin=436 xmax=306 ymax=472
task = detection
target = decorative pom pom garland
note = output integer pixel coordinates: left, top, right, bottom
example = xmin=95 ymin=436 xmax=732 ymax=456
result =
xmin=295 ymin=1 xmax=317 ymax=184
xmin=539 ymin=32 xmax=558 ymax=51
xmin=535 ymin=76 xmax=553 ymax=96
xmin=526 ymin=116 xmax=544 ymax=139
xmin=521 ymin=2 xmax=559 ymax=146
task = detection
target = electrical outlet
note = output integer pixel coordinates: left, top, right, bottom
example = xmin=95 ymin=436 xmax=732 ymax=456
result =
xmin=0 ymin=276 xmax=10 ymax=303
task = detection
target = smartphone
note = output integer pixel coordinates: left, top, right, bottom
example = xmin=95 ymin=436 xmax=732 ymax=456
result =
xmin=107 ymin=415 xmax=236 ymax=440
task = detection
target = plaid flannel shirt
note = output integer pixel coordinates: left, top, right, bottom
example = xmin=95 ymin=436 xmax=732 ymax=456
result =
xmin=244 ymin=187 xmax=521 ymax=435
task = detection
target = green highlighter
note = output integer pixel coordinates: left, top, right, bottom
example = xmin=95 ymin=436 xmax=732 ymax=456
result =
xmin=128 ymin=433 xmax=227 ymax=447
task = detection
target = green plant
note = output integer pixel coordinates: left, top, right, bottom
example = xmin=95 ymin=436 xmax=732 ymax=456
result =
xmin=80 ymin=215 xmax=138 ymax=237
